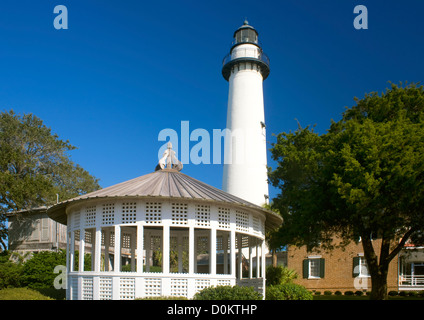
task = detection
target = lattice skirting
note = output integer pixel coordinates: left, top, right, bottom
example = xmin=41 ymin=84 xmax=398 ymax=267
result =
xmin=67 ymin=275 xmax=262 ymax=300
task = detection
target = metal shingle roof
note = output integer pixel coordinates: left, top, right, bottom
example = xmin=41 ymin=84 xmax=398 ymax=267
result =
xmin=47 ymin=168 xmax=282 ymax=230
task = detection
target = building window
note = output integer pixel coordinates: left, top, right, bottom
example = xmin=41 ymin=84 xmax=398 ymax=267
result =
xmin=353 ymin=256 xmax=370 ymax=277
xmin=303 ymin=258 xmax=325 ymax=279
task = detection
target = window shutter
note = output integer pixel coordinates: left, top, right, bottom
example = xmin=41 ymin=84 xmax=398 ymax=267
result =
xmin=319 ymin=258 xmax=325 ymax=278
xmin=303 ymin=259 xmax=309 ymax=278
xmin=353 ymin=257 xmax=360 ymax=277
xmin=41 ymin=217 xmax=50 ymax=241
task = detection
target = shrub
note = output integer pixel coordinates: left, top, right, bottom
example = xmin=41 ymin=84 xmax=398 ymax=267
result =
xmin=354 ymin=290 xmax=364 ymax=296
xmin=388 ymin=291 xmax=398 ymax=296
xmin=266 ymin=283 xmax=313 ymax=300
xmin=193 ymin=286 xmax=262 ymax=300
xmin=266 ymin=265 xmax=298 ymax=286
xmin=314 ymin=291 xmax=321 ymax=295
xmin=21 ymin=250 xmax=66 ymax=290
xmin=0 ymin=251 xmax=24 ymax=289
xmin=344 ymin=291 xmax=354 ymax=296
xmin=334 ymin=291 xmax=342 ymax=296
xmin=324 ymin=291 xmax=332 ymax=296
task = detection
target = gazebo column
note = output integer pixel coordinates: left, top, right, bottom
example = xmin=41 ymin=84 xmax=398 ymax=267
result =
xmin=145 ymin=231 xmax=151 ymax=272
xmin=177 ymin=232 xmax=183 ymax=273
xmin=230 ymin=230 xmax=236 ymax=278
xmin=193 ymin=230 xmax=198 ymax=273
xmin=89 ymin=230 xmax=95 ymax=271
xmin=114 ymin=226 xmax=121 ymax=272
xmin=130 ymin=231 xmax=136 ymax=272
xmin=69 ymin=231 xmax=75 ymax=272
xmin=210 ymin=227 xmax=217 ymax=275
xmin=256 ymin=240 xmax=260 ymax=278
xmin=79 ymin=228 xmax=85 ymax=272
xmin=189 ymin=226 xmax=194 ymax=274
xmin=94 ymin=227 xmax=102 ymax=272
xmin=261 ymin=238 xmax=266 ymax=282
xmin=237 ymin=233 xmax=242 ymax=279
xmin=163 ymin=224 xmax=170 ymax=274
xmin=223 ymin=232 xmax=229 ymax=274
xmin=162 ymin=224 xmax=171 ymax=297
xmin=136 ymin=222 xmax=144 ymax=273
xmin=104 ymin=229 xmax=110 ymax=271
xmin=249 ymin=238 xmax=253 ymax=279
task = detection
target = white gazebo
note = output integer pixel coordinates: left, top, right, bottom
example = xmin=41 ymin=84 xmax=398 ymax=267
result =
xmin=47 ymin=144 xmax=282 ymax=300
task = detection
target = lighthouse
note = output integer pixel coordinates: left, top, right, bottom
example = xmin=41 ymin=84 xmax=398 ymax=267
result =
xmin=222 ymin=20 xmax=270 ymax=206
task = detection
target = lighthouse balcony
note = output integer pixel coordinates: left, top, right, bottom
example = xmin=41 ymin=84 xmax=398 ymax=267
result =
xmin=222 ymin=49 xmax=270 ymax=81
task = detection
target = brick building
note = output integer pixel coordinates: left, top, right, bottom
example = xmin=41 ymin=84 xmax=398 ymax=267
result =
xmin=286 ymin=238 xmax=423 ymax=293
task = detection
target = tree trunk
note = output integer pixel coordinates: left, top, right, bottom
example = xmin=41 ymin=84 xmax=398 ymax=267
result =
xmin=272 ymin=249 xmax=277 ymax=267
xmin=370 ymin=269 xmax=389 ymax=300
xmin=360 ymin=233 xmax=389 ymax=300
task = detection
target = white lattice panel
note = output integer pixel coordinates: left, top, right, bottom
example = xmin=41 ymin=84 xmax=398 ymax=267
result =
xmin=71 ymin=276 xmax=78 ymax=300
xmin=170 ymin=278 xmax=188 ymax=297
xmin=236 ymin=210 xmax=249 ymax=232
xmin=252 ymin=216 xmax=260 ymax=234
xmin=82 ymin=277 xmax=93 ymax=300
xmin=217 ymin=279 xmax=232 ymax=286
xmin=197 ymin=236 xmax=209 ymax=253
xmin=101 ymin=230 xmax=114 ymax=246
xmin=144 ymin=278 xmax=161 ymax=297
xmin=122 ymin=232 xmax=135 ymax=249
xmin=145 ymin=202 xmax=162 ymax=224
xmin=102 ymin=203 xmax=115 ymax=225
xmin=84 ymin=229 xmax=93 ymax=244
xmin=147 ymin=235 xmax=162 ymax=250
xmin=195 ymin=204 xmax=210 ymax=226
xmin=171 ymin=203 xmax=188 ymax=225
xmin=85 ymin=206 xmax=96 ymax=227
xmin=195 ymin=279 xmax=210 ymax=292
xmin=99 ymin=277 xmax=112 ymax=300
xmin=120 ymin=278 xmax=135 ymax=300
xmin=122 ymin=202 xmax=137 ymax=224
xmin=73 ymin=211 xmax=80 ymax=230
xmin=218 ymin=207 xmax=230 ymax=229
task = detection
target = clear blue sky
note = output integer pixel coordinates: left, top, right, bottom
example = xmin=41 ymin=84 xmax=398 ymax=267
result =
xmin=1 ymin=0 xmax=423 ymax=201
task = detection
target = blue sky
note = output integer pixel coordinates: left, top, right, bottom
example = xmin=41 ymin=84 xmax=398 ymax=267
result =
xmin=1 ymin=0 xmax=423 ymax=201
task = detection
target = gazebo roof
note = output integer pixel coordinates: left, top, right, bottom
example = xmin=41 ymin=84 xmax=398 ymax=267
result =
xmin=47 ymin=168 xmax=282 ymax=231
xmin=48 ymin=143 xmax=282 ymax=231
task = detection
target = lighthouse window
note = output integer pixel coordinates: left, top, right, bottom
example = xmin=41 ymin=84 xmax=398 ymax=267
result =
xmin=235 ymin=29 xmax=257 ymax=44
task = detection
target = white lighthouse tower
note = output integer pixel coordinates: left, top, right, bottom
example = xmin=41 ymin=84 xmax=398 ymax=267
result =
xmin=222 ymin=20 xmax=270 ymax=206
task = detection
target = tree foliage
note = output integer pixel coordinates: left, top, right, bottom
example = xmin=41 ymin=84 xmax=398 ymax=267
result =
xmin=266 ymin=265 xmax=298 ymax=286
xmin=0 ymin=110 xmax=101 ymax=249
xmin=268 ymin=83 xmax=424 ymax=299
xmin=21 ymin=250 xmax=66 ymax=290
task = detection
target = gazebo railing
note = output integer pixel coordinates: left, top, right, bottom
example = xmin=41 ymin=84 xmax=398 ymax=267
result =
xmin=399 ymin=275 xmax=424 ymax=288
xmin=68 ymin=272 xmax=264 ymax=300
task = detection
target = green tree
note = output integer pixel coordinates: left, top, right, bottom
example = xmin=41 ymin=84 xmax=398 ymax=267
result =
xmin=0 ymin=250 xmax=24 ymax=288
xmin=0 ymin=110 xmax=101 ymax=250
xmin=266 ymin=265 xmax=298 ymax=286
xmin=268 ymin=83 xmax=424 ymax=300
xmin=21 ymin=250 xmax=66 ymax=289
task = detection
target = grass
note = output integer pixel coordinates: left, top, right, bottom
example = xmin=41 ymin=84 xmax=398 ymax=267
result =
xmin=0 ymin=288 xmax=54 ymax=300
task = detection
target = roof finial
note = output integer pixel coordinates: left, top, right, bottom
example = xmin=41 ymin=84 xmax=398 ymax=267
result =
xmin=158 ymin=142 xmax=183 ymax=171
xmin=243 ymin=18 xmax=249 ymax=25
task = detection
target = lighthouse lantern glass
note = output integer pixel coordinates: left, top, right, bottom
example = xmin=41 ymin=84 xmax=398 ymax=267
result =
xmin=235 ymin=28 xmax=258 ymax=45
